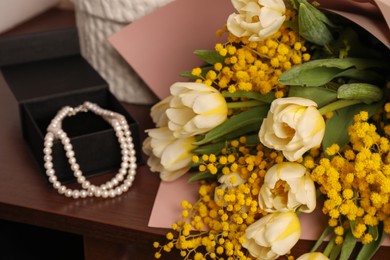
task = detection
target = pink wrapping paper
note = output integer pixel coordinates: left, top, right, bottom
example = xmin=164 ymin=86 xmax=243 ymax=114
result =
xmin=109 ymin=0 xmax=389 ymax=100
xmin=109 ymin=0 xmax=390 ymax=245
xmin=109 ymin=0 xmax=234 ymax=100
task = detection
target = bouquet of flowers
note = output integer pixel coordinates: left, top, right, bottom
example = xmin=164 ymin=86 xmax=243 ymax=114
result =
xmin=142 ymin=0 xmax=390 ymax=259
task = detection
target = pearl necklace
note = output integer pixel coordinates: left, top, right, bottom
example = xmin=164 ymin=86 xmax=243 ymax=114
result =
xmin=43 ymin=101 xmax=137 ymax=199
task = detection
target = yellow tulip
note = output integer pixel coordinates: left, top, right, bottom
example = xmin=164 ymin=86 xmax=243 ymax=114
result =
xmin=258 ymin=162 xmax=316 ymax=213
xmin=243 ymin=211 xmax=301 ymax=259
xmin=227 ymin=0 xmax=286 ymax=41
xmin=150 ymin=96 xmax=172 ymax=127
xmin=166 ymin=82 xmax=228 ymax=138
xmin=143 ymin=127 xmax=196 ymax=181
xmin=259 ymin=97 xmax=325 ymax=161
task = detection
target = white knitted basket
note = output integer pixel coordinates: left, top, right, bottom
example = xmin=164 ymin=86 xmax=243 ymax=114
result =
xmin=72 ymin=0 xmax=173 ymax=104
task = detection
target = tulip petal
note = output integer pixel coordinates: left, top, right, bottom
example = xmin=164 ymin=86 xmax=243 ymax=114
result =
xmin=159 ymin=167 xmax=190 ymax=182
xmin=179 ymin=92 xmax=200 ymax=108
xmin=192 ymin=114 xmax=226 ymax=129
xmin=160 ymin=137 xmax=195 ymax=171
xmin=265 ymin=213 xmax=300 ymax=255
xmin=272 ymin=97 xmax=318 ymax=108
xmin=278 ymin=162 xmax=306 ymax=180
xmin=296 ymin=107 xmax=325 ymax=144
xmin=147 ymin=155 xmax=165 ymax=173
xmin=260 ymin=7 xmax=284 ymax=27
xmin=151 ymin=96 xmax=172 ymax=127
xmin=271 ymin=231 xmax=300 ymax=255
xmin=227 ymin=0 xmax=285 ymax=41
xmin=142 ymin=136 xmax=152 ymax=156
xmin=192 ymin=93 xmax=227 ymax=114
xmin=241 ymin=1 xmax=261 ymax=14
xmin=166 ymin=108 xmax=195 ymax=125
xmin=259 ymin=0 xmax=286 ymax=11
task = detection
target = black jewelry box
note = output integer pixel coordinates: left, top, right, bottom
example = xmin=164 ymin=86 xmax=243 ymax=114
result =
xmin=0 ymin=28 xmax=142 ymax=183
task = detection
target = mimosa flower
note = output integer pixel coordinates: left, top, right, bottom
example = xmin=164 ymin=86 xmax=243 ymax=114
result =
xmin=227 ymin=0 xmax=286 ymax=41
xmin=258 ymin=162 xmax=316 ymax=213
xmin=214 ymin=172 xmax=246 ymax=202
xmin=166 ymin=82 xmax=228 ymax=138
xmin=242 ymin=211 xmax=301 ymax=259
xmin=259 ymin=97 xmax=325 ymax=161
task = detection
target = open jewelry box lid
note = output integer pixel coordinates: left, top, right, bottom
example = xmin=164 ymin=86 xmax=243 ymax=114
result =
xmin=0 ymin=27 xmax=105 ymax=103
xmin=0 ymin=27 xmax=142 ymax=183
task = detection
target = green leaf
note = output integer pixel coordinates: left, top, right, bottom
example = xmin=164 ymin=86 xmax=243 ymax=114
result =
xmin=322 ymin=100 xmax=384 ymax=150
xmin=339 ymin=229 xmax=357 ymax=260
xmin=212 ymin=123 xmax=261 ymax=143
xmin=311 ymin=226 xmax=333 ymax=252
xmin=194 ymin=105 xmax=269 ymax=145
xmin=194 ymin=50 xmax=224 ymax=65
xmin=356 ymin=222 xmax=385 ymax=260
xmin=188 ymin=171 xmax=216 ymax=182
xmin=323 ymin=238 xmax=336 ymax=257
xmin=329 ymin=243 xmax=342 ymax=260
xmin=334 ymin=68 xmax=385 ymax=83
xmin=337 ymin=83 xmax=383 ymax=104
xmin=278 ymin=58 xmax=390 ymax=87
xmin=192 ymin=142 xmax=226 ymax=155
xmin=222 ymin=90 xmax=275 ymax=103
xmin=288 ymin=85 xmax=337 ymax=107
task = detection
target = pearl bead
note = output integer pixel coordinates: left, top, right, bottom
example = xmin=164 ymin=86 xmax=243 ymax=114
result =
xmin=68 ymin=157 xmax=76 ymax=164
xmin=48 ymin=176 xmax=57 ymax=183
xmin=65 ymin=190 xmax=73 ymax=197
xmin=102 ymin=190 xmax=109 ymax=198
xmin=43 ymin=147 xmax=52 ymax=155
xmin=74 ymin=170 xmax=82 ymax=177
xmin=44 ymin=162 xmax=53 ymax=169
xmin=72 ymin=190 xmax=80 ymax=199
xmin=43 ymin=102 xmax=137 ymax=199
xmin=46 ymin=169 xmax=55 ymax=176
xmin=80 ymin=190 xmax=88 ymax=198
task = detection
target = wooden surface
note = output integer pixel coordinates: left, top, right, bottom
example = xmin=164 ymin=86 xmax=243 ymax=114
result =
xmin=0 ymin=7 xmax=389 ymax=260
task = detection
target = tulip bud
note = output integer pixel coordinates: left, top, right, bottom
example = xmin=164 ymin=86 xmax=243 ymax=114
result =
xmin=297 ymin=0 xmax=333 ymax=45
xmin=259 ymin=97 xmax=325 ymax=161
xmin=243 ymin=211 xmax=301 ymax=259
xmin=258 ymin=162 xmax=316 ymax=213
xmin=167 ymin=82 xmax=228 ymax=138
xmin=227 ymin=0 xmax=286 ymax=41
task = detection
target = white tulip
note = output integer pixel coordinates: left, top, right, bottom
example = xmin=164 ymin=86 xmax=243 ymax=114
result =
xmin=166 ymin=82 xmax=228 ymax=138
xmin=296 ymin=252 xmax=330 ymax=260
xmin=227 ymin=0 xmax=286 ymax=41
xmin=150 ymin=96 xmax=172 ymax=127
xmin=214 ymin=172 xmax=246 ymax=202
xmin=218 ymin=172 xmax=246 ymax=188
xmin=143 ymin=127 xmax=196 ymax=181
xmin=258 ymin=162 xmax=316 ymax=213
xmin=259 ymin=97 xmax=325 ymax=161
xmin=243 ymin=211 xmax=301 ymax=260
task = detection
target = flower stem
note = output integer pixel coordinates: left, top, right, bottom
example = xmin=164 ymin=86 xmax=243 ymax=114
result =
xmin=227 ymin=100 xmax=263 ymax=109
xmin=318 ymin=99 xmax=362 ymax=115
